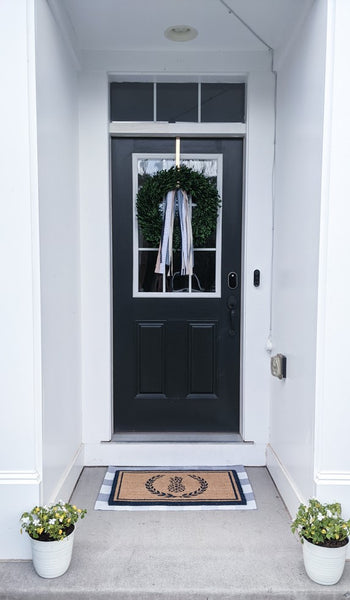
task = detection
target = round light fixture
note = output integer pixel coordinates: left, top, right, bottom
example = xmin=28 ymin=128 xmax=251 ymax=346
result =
xmin=164 ymin=25 xmax=198 ymax=42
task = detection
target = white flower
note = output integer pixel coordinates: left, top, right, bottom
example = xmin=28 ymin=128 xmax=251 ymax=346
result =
xmin=32 ymin=518 xmax=40 ymax=526
xmin=317 ymin=513 xmax=323 ymax=521
xmin=327 ymin=510 xmax=333 ymax=518
xmin=21 ymin=516 xmax=30 ymax=525
xmin=48 ymin=519 xmax=56 ymax=525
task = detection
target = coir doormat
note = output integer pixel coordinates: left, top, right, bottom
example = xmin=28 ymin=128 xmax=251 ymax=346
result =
xmin=95 ymin=466 xmax=256 ymax=510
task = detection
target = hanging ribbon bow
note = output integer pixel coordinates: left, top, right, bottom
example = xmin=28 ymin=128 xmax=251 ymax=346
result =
xmin=154 ymin=189 xmax=193 ymax=276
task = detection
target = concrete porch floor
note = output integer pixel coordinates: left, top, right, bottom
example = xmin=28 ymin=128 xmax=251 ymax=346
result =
xmin=1 ymin=467 xmax=350 ymax=599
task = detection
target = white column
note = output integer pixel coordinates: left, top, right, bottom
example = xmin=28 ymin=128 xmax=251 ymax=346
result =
xmin=315 ymin=0 xmax=350 ymax=521
xmin=0 ymin=0 xmax=42 ymax=558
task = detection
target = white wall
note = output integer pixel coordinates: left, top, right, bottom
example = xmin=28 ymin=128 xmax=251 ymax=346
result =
xmin=0 ymin=0 xmax=41 ymax=559
xmin=267 ymin=0 xmax=328 ymax=512
xmin=36 ymin=0 xmax=83 ymax=502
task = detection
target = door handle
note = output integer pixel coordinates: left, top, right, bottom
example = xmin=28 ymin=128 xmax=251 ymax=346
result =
xmin=229 ymin=308 xmax=236 ymax=336
xmin=227 ymin=295 xmax=237 ymax=336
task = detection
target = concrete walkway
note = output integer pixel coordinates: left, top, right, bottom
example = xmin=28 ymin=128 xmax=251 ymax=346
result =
xmin=1 ymin=467 xmax=350 ymax=599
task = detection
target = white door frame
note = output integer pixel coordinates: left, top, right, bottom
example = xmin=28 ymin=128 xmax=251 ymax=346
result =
xmin=80 ymin=72 xmax=275 ymax=466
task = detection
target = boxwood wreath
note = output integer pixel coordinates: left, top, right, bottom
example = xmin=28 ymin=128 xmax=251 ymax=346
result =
xmin=136 ymin=165 xmax=221 ymax=250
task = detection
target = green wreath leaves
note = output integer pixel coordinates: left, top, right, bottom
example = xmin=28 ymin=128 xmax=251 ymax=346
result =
xmin=136 ymin=165 xmax=221 ymax=249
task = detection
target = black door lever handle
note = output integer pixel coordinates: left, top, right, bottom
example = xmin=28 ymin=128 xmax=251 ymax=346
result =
xmin=227 ymin=295 xmax=237 ymax=336
xmin=229 ymin=308 xmax=236 ymax=336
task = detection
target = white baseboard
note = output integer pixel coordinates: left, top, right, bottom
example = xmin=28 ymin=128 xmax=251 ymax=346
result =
xmin=48 ymin=444 xmax=85 ymax=503
xmin=266 ymin=444 xmax=304 ymax=518
xmin=84 ymin=441 xmax=267 ymax=467
xmin=0 ymin=479 xmax=40 ymax=559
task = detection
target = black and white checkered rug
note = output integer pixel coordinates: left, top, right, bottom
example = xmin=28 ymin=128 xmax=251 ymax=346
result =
xmin=95 ymin=465 xmax=257 ymax=511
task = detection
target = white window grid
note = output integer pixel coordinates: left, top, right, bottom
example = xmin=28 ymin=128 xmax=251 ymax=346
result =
xmin=132 ymin=153 xmax=223 ymax=298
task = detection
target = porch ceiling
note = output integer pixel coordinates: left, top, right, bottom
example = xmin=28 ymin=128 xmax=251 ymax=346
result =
xmin=62 ymin=0 xmax=314 ymax=54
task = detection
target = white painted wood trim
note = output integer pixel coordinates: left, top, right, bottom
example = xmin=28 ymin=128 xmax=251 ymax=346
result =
xmin=47 ymin=444 xmax=85 ymax=503
xmin=0 ymin=478 xmax=40 ymax=559
xmin=0 ymin=471 xmax=41 ymax=484
xmin=315 ymin=471 xmax=350 ymax=485
xmin=84 ymin=441 xmax=266 ymax=467
xmin=27 ymin=0 xmax=44 ymax=489
xmin=80 ymin=70 xmax=273 ymax=455
xmin=266 ymin=444 xmax=304 ymax=518
xmin=110 ymin=122 xmax=246 ymax=137
xmin=313 ymin=0 xmax=336 ymax=482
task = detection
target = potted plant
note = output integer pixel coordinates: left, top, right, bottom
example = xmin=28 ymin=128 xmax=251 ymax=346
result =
xmin=20 ymin=501 xmax=87 ymax=578
xmin=291 ymin=498 xmax=350 ymax=585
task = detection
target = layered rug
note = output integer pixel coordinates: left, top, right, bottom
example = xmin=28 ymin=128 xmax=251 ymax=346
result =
xmin=95 ymin=466 xmax=256 ymax=510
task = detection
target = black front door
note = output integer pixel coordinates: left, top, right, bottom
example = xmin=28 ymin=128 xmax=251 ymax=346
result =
xmin=112 ymin=137 xmax=243 ymax=433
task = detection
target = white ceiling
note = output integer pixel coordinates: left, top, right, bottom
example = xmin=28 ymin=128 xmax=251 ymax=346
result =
xmin=62 ymin=0 xmax=314 ymax=54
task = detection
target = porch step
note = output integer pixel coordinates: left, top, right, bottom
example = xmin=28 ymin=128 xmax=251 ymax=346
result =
xmin=1 ymin=468 xmax=349 ymax=599
xmin=1 ymin=589 xmax=350 ymax=600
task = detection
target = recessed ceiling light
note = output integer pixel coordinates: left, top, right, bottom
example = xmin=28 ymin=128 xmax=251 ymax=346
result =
xmin=164 ymin=25 xmax=198 ymax=42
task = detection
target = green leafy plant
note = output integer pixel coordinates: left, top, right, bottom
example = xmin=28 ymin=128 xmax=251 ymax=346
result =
xmin=291 ymin=499 xmax=350 ymax=548
xmin=136 ymin=165 xmax=221 ymax=249
xmin=20 ymin=501 xmax=87 ymax=542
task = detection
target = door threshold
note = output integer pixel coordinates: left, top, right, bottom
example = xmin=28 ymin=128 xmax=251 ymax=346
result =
xmin=110 ymin=432 xmax=243 ymax=443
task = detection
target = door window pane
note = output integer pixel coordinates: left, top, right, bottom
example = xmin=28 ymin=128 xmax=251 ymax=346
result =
xmin=157 ymin=83 xmax=198 ymax=122
xmin=110 ymin=82 xmax=153 ymax=121
xmin=201 ymin=83 xmax=245 ymax=123
xmin=139 ymin=251 xmax=162 ymax=292
xmin=110 ymin=82 xmax=246 ymax=123
xmin=134 ymin=155 xmax=222 ymax=297
xmin=192 ymin=251 xmax=216 ymax=292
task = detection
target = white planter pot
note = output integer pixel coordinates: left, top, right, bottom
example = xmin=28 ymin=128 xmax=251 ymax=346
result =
xmin=30 ymin=528 xmax=75 ymax=578
xmin=302 ymin=537 xmax=348 ymax=585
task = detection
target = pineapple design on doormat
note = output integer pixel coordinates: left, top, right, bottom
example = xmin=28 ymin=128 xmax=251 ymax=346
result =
xmin=168 ymin=476 xmax=186 ymax=493
xmin=145 ymin=473 xmax=208 ymax=498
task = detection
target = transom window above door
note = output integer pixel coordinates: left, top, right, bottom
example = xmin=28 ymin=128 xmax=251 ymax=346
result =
xmin=110 ymin=82 xmax=246 ymax=123
xmin=133 ymin=154 xmax=222 ymax=297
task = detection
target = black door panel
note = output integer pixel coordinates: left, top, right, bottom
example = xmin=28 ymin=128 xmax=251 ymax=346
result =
xmin=112 ymin=138 xmax=243 ymax=432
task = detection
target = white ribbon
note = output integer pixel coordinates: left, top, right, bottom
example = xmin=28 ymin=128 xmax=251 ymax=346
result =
xmin=155 ymin=189 xmax=193 ymax=276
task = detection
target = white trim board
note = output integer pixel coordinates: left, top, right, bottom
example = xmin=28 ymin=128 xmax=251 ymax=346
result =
xmin=0 ymin=481 xmax=40 ymax=559
xmin=315 ymin=471 xmax=350 ymax=485
xmin=47 ymin=444 xmax=85 ymax=503
xmin=266 ymin=444 xmax=303 ymax=518
xmin=84 ymin=441 xmax=267 ymax=467
xmin=110 ymin=122 xmax=246 ymax=137
xmin=79 ymin=69 xmax=274 ymax=451
xmin=0 ymin=470 xmax=41 ymax=484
